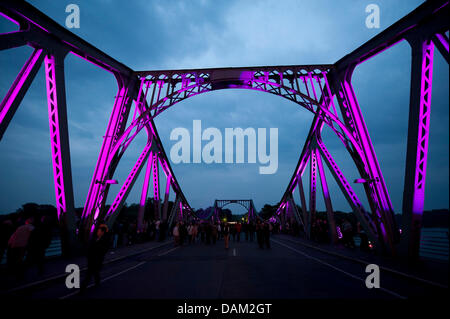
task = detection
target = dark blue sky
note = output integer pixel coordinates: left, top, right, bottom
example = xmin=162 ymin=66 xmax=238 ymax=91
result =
xmin=0 ymin=0 xmax=448 ymax=215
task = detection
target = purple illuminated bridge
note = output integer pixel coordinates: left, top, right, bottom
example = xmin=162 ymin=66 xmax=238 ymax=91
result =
xmin=0 ymin=0 xmax=448 ymax=264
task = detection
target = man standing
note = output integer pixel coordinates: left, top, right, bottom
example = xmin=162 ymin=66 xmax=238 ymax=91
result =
xmin=80 ymin=224 xmax=110 ymax=292
xmin=263 ymin=222 xmax=271 ymax=249
xmin=7 ymin=217 xmax=35 ymax=279
xmin=222 ymin=223 xmax=230 ymax=249
xmin=235 ymin=222 xmax=242 ymax=242
xmin=155 ymin=219 xmax=161 ymax=242
xmin=256 ymin=220 xmax=264 ymax=249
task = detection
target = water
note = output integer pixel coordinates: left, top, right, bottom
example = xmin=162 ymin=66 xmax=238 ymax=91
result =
xmin=352 ymin=228 xmax=449 ymax=261
xmin=419 ymin=227 xmax=449 ymax=261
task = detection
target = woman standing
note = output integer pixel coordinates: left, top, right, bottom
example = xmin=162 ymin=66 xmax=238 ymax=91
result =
xmin=222 ymin=222 xmax=230 ymax=249
xmin=173 ymin=222 xmax=180 ymax=246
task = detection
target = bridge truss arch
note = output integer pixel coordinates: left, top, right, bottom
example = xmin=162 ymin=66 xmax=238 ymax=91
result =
xmin=0 ymin=0 xmax=447 ymax=259
xmin=213 ymin=199 xmax=258 ymax=223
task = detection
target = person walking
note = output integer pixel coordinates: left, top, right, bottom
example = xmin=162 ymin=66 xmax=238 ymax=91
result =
xmin=26 ymin=215 xmax=53 ymax=275
xmin=200 ymin=223 xmax=205 ymax=243
xmin=7 ymin=217 xmax=35 ymax=279
xmin=155 ymin=219 xmax=161 ymax=242
xmin=256 ymin=220 xmax=264 ymax=249
xmin=243 ymin=222 xmax=249 ymax=241
xmin=0 ymin=219 xmax=14 ymax=264
xmin=211 ymin=223 xmax=218 ymax=245
xmin=231 ymin=223 xmax=236 ymax=242
xmin=187 ymin=223 xmax=193 ymax=244
xmin=235 ymin=222 xmax=242 ymax=242
xmin=179 ymin=222 xmax=187 ymax=246
xmin=342 ymin=219 xmax=355 ymax=248
xmin=80 ymin=224 xmax=110 ymax=292
xmin=217 ymin=223 xmax=222 ymax=240
xmin=173 ymin=222 xmax=180 ymax=246
xmin=249 ymin=222 xmax=255 ymax=242
xmin=205 ymin=222 xmax=212 ymax=245
xmin=223 ymin=223 xmax=230 ymax=249
xmin=263 ymin=222 xmax=271 ymax=249
xmin=191 ymin=223 xmax=198 ymax=244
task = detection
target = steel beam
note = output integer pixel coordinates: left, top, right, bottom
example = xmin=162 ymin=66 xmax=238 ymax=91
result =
xmin=162 ymin=174 xmax=171 ymax=221
xmin=104 ymin=141 xmax=153 ymax=228
xmin=400 ymin=37 xmax=435 ymax=259
xmin=152 ymin=152 xmax=161 ymax=220
xmin=0 ymin=0 xmax=133 ymax=78
xmin=316 ymin=135 xmax=379 ymax=244
xmin=0 ymin=30 xmax=29 ymax=51
xmin=0 ymin=48 xmax=45 ymax=140
xmin=44 ymin=52 xmax=77 ymax=255
xmin=137 ymin=151 xmax=153 ymax=232
xmin=297 ymin=175 xmax=309 ymax=238
xmin=82 ymin=79 xmax=136 ymax=231
xmin=309 ymin=149 xmax=317 ymax=227
xmin=432 ymin=32 xmax=449 ymax=63
xmin=314 ymin=147 xmax=338 ymax=244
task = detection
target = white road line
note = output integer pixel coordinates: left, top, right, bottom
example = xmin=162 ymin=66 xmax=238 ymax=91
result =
xmin=272 ymin=238 xmax=407 ymax=299
xmin=232 ymin=248 xmax=236 ymax=256
xmin=278 ymin=236 xmax=448 ymax=289
xmin=59 ymin=245 xmax=179 ymax=299
xmin=157 ymin=246 xmax=179 ymax=256
xmin=59 ymin=261 xmax=146 ymax=300
xmin=8 ymin=241 xmax=172 ymax=293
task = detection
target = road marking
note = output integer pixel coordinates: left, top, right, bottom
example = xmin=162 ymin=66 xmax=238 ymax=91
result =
xmin=157 ymin=246 xmax=179 ymax=256
xmin=7 ymin=241 xmax=172 ymax=293
xmin=277 ymin=236 xmax=448 ymax=289
xmin=59 ymin=261 xmax=146 ymax=299
xmin=59 ymin=245 xmax=179 ymax=299
xmin=232 ymin=248 xmax=236 ymax=256
xmin=272 ymin=238 xmax=406 ymax=299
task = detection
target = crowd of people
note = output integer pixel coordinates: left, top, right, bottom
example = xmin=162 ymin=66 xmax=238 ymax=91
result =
xmin=171 ymin=220 xmax=276 ymax=250
xmin=0 ymin=214 xmax=55 ymax=279
xmin=280 ymin=217 xmax=371 ymax=251
xmin=1 ymin=207 xmax=369 ymax=289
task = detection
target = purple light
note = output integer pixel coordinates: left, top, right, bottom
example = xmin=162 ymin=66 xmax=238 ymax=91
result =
xmin=0 ymin=49 xmax=44 ymax=125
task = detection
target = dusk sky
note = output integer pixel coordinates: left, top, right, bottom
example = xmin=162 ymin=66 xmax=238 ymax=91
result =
xmin=0 ymin=0 xmax=448 ymax=216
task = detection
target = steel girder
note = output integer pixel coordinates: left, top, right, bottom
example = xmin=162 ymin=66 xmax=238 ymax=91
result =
xmin=0 ymin=1 xmax=447 ymax=259
xmin=275 ymin=0 xmax=449 ymax=257
xmin=213 ymin=199 xmax=257 ymax=222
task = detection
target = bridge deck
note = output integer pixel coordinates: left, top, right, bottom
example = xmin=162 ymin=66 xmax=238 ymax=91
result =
xmin=2 ymin=234 xmax=447 ymax=299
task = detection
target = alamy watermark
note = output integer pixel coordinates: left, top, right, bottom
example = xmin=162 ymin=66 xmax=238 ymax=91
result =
xmin=65 ymin=4 xmax=80 ymax=29
xmin=365 ymin=4 xmax=380 ymax=29
xmin=169 ymin=120 xmax=278 ymax=174
xmin=65 ymin=263 xmax=80 ymax=288
xmin=365 ymin=264 xmax=380 ymax=289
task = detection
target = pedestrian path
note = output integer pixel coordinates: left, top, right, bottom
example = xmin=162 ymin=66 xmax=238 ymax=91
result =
xmin=0 ymin=239 xmax=172 ymax=293
xmin=275 ymin=234 xmax=449 ymax=287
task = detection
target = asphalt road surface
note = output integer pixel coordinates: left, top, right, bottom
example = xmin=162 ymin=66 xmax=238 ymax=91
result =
xmin=9 ymin=235 xmax=447 ymax=299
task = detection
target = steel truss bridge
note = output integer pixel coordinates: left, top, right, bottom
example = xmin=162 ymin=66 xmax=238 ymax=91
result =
xmin=0 ymin=0 xmax=448 ymax=259
xmin=213 ymin=200 xmax=258 ymax=222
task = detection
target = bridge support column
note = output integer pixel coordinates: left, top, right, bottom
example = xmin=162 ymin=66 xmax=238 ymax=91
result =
xmin=330 ymin=71 xmax=397 ymax=255
xmin=137 ymin=151 xmax=153 ymax=233
xmin=400 ymin=37 xmax=435 ymax=259
xmin=104 ymin=141 xmax=153 ymax=229
xmin=316 ymin=136 xmax=379 ymax=245
xmin=314 ymin=147 xmax=338 ymax=244
xmin=309 ymin=150 xmax=317 ymax=233
xmin=44 ymin=52 xmax=77 ymax=256
xmin=162 ymin=175 xmax=171 ymax=221
xmin=152 ymin=152 xmax=161 ymax=220
xmin=82 ymin=77 xmax=137 ymax=236
xmin=297 ymin=176 xmax=309 ymax=239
